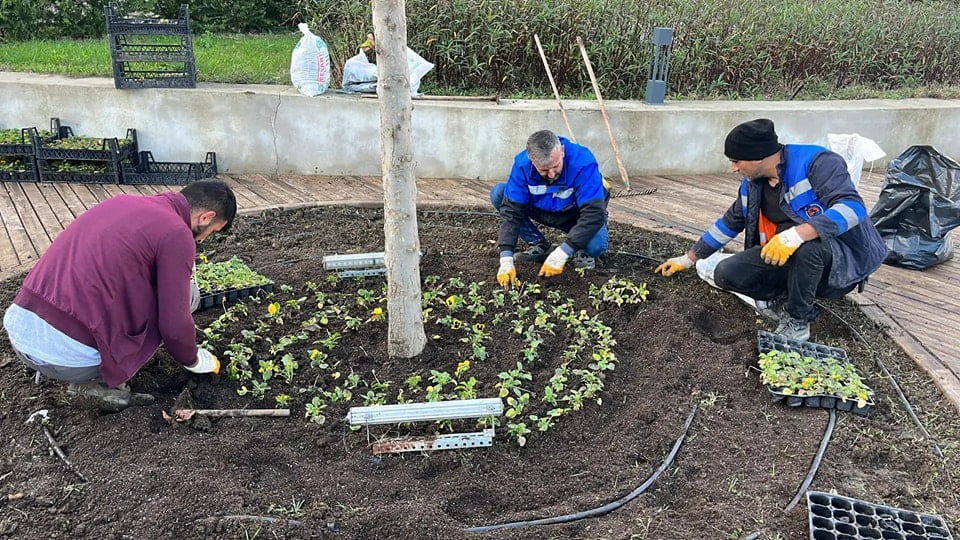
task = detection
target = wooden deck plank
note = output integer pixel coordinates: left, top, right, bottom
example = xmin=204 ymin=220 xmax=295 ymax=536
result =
xmin=5 ymin=182 xmax=50 ymax=258
xmin=19 ymin=182 xmax=65 ymax=242
xmin=0 ymin=182 xmax=26 ymax=271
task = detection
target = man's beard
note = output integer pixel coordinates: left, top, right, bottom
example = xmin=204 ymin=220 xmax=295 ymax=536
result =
xmin=192 ymin=223 xmax=210 ymax=240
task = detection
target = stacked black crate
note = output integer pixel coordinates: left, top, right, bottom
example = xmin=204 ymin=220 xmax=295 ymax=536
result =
xmin=121 ymin=150 xmax=218 ymax=185
xmin=33 ymin=127 xmax=138 ymax=184
xmin=0 ymin=118 xmax=62 ymax=182
xmin=105 ymin=3 xmax=196 ymax=89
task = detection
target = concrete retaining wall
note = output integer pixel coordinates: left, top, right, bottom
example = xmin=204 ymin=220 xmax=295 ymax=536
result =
xmin=2 ymin=71 xmax=958 ymax=180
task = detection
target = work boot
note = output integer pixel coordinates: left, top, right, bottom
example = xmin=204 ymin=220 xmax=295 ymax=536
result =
xmin=774 ymin=315 xmax=810 ymax=342
xmin=756 ymin=297 xmax=788 ymax=322
xmin=67 ymin=382 xmax=155 ymax=413
xmin=515 ymin=242 xmax=551 ymax=263
xmin=572 ymin=251 xmax=595 ymax=270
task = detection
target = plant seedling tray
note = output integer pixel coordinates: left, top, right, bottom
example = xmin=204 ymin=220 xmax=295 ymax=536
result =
xmin=122 ymin=151 xmax=217 ymax=185
xmin=198 ymin=283 xmax=274 ymax=311
xmin=807 ymin=491 xmax=954 ymax=540
xmin=757 ymin=331 xmax=874 ymax=416
xmin=0 ymin=118 xmax=63 ymax=156
xmin=0 ymin=155 xmax=39 ymax=182
xmin=33 ymin=127 xmax=138 ymax=162
xmin=106 ymin=3 xmax=192 ymax=35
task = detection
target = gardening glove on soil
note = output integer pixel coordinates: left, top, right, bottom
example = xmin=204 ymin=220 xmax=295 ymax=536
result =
xmin=761 ymin=226 xmax=804 ymax=266
xmin=538 ymin=245 xmax=572 ymax=277
xmin=188 ymin=348 xmax=220 ymax=374
xmin=497 ymin=256 xmax=517 ymax=288
xmin=655 ymin=254 xmax=693 ymax=276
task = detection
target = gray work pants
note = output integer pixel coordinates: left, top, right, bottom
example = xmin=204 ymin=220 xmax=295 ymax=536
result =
xmin=12 ymin=347 xmax=102 ymax=382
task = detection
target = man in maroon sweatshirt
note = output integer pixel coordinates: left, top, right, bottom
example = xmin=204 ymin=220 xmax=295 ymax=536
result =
xmin=2 ymin=179 xmax=236 ymax=412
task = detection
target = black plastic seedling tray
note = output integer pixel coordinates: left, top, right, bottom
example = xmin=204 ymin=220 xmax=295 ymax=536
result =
xmin=122 ymin=151 xmax=217 ymax=185
xmin=757 ymin=331 xmax=874 ymax=416
xmin=0 ymin=118 xmax=63 ymax=157
xmin=0 ymin=155 xmax=39 ymax=182
xmin=198 ymin=283 xmax=274 ymax=311
xmin=807 ymin=491 xmax=954 ymax=540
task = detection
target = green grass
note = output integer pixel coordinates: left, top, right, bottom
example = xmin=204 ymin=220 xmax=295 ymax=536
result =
xmin=0 ymin=33 xmax=295 ymax=84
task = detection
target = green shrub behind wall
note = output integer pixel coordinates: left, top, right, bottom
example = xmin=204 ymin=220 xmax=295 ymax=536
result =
xmin=305 ymin=0 xmax=960 ymax=100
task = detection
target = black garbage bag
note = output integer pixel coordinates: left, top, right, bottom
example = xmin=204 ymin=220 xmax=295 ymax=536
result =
xmin=869 ymin=145 xmax=960 ymax=269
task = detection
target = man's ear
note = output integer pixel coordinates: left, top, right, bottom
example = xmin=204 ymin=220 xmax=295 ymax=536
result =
xmin=198 ymin=209 xmax=218 ymax=226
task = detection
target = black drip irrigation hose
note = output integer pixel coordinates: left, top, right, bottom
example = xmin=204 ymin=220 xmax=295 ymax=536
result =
xmin=783 ymin=408 xmax=836 ymax=513
xmin=614 ymin=250 xmax=663 ymax=264
xmin=815 ymin=301 xmax=944 ymax=458
xmin=464 ymin=403 xmax=699 ymax=533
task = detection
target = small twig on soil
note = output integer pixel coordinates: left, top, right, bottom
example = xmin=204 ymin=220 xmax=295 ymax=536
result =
xmin=40 ymin=425 xmax=87 ymax=483
xmin=465 ymin=402 xmax=699 ymax=533
xmin=816 ymin=300 xmax=944 ymax=458
xmin=783 ymin=409 xmax=835 ymax=513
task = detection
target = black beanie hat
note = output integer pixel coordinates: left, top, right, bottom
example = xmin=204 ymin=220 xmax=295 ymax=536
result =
xmin=724 ymin=118 xmax=782 ymax=160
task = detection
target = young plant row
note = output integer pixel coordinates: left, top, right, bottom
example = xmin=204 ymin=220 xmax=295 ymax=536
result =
xmin=199 ymin=272 xmax=649 ymax=446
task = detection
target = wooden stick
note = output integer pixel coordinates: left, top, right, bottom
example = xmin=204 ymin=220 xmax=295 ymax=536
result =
xmin=175 ymin=408 xmax=291 ymax=418
xmin=41 ymin=425 xmax=87 ymax=482
xmin=576 ymin=36 xmax=630 ymax=191
xmin=533 ymin=34 xmax=576 ymax=142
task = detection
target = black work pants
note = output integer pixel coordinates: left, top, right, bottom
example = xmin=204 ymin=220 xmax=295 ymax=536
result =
xmin=713 ymin=238 xmax=856 ymax=322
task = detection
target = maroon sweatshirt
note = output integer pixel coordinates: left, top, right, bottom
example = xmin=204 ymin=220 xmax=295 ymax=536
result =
xmin=14 ymin=192 xmax=198 ymax=387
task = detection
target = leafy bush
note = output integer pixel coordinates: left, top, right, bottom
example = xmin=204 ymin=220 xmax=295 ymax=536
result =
xmin=153 ymin=0 xmax=301 ymax=34
xmin=303 ymin=0 xmax=960 ymax=100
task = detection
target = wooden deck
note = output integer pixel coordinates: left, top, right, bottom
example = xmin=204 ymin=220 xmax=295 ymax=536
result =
xmin=1 ymin=172 xmax=959 ymax=414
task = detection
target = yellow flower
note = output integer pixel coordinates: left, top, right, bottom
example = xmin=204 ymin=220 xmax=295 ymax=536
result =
xmin=801 ymin=376 xmax=815 ymax=388
xmin=267 ymin=302 xmax=280 ymax=315
xmin=198 ymin=253 xmax=208 ymax=263
xmin=309 ymin=349 xmax=320 ymax=360
xmin=451 ymin=318 xmax=463 ymax=330
xmin=456 ymin=360 xmax=471 ymax=376
xmin=445 ymin=295 xmax=459 ymax=309
xmin=371 ymin=307 xmax=384 ymax=321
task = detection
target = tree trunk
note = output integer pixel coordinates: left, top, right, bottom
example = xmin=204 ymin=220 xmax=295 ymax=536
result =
xmin=373 ymin=0 xmax=426 ymax=358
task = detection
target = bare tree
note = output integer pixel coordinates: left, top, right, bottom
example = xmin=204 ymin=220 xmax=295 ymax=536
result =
xmin=373 ymin=0 xmax=426 ymax=357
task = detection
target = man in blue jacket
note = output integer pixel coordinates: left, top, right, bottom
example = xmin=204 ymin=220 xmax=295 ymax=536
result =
xmin=493 ymin=130 xmax=609 ymax=287
xmin=655 ymin=119 xmax=887 ymax=341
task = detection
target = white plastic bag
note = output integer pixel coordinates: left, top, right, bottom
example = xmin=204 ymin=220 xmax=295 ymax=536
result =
xmin=340 ymin=45 xmax=435 ymax=96
xmin=290 ymin=23 xmax=331 ymax=97
xmin=827 ymin=133 xmax=886 ymax=187
xmin=342 ymin=49 xmax=378 ymax=93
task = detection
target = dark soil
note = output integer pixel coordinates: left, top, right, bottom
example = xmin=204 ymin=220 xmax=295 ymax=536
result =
xmin=1 ymin=205 xmax=958 ymax=540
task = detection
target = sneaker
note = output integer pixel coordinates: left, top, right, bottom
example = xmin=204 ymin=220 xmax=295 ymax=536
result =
xmin=515 ymin=242 xmax=551 ymax=263
xmin=67 ymin=382 xmax=155 ymax=413
xmin=774 ymin=315 xmax=810 ymax=342
xmin=572 ymin=251 xmax=595 ymax=269
xmin=756 ymin=297 xmax=788 ymax=322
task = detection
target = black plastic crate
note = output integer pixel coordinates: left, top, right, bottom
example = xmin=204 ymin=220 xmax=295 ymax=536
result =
xmin=757 ymin=331 xmax=874 ymax=416
xmin=0 ymin=155 xmax=39 ymax=182
xmin=0 ymin=118 xmax=63 ymax=157
xmin=122 ymin=151 xmax=217 ymax=185
xmin=198 ymin=283 xmax=274 ymax=311
xmin=33 ymin=127 xmax=138 ymax=162
xmin=109 ymin=34 xmax=193 ymax=63
xmin=37 ymin=157 xmax=123 ymax=184
xmin=105 ymin=3 xmax=191 ymax=35
xmin=111 ymin=62 xmax=197 ymax=89
xmin=807 ymin=491 xmax=954 ymax=540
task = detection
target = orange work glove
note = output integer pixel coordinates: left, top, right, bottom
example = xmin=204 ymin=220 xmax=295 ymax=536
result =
xmin=760 ymin=227 xmax=804 ymax=266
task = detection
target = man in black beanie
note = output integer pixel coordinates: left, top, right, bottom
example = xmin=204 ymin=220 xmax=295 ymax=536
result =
xmin=655 ymin=118 xmax=887 ymax=342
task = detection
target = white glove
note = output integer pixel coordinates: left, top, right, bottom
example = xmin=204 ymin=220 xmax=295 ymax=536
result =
xmin=655 ymin=254 xmax=694 ymax=276
xmin=189 ymin=280 xmax=201 ymax=313
xmin=187 ymin=348 xmax=220 ymax=374
xmin=538 ymin=247 xmax=571 ymax=277
xmin=496 ymin=256 xmax=517 ymax=288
